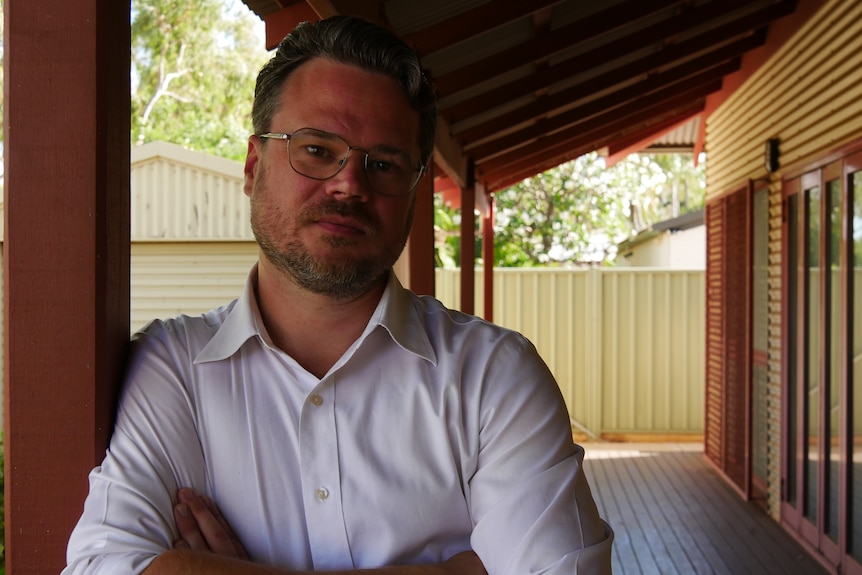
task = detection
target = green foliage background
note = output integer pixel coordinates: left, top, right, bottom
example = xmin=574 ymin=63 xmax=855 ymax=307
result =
xmin=131 ymin=0 xmax=270 ymax=161
xmin=435 ymin=152 xmax=705 ymax=268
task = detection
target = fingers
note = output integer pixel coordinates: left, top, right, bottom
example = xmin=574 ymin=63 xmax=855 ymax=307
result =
xmin=173 ymin=488 xmax=248 ymax=559
xmin=201 ymin=493 xmax=250 ymax=560
xmin=174 ymin=490 xmax=209 ymax=552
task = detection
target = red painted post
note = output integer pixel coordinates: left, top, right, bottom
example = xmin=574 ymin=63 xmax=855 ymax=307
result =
xmin=408 ymin=165 xmax=436 ymax=296
xmin=459 ymin=182 xmax=475 ymax=315
xmin=483 ymin=196 xmax=495 ymax=322
xmin=4 ymin=2 xmax=130 ymax=572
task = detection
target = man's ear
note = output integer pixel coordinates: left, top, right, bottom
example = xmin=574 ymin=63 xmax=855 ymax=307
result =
xmin=244 ymin=136 xmax=261 ymax=198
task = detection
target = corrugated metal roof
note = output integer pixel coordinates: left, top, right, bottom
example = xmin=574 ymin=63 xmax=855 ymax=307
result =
xmin=645 ymin=116 xmax=701 ymax=153
xmin=130 ymin=141 xmax=252 ymax=241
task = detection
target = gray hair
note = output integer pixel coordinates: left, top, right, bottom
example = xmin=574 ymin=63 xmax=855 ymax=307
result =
xmin=252 ymin=16 xmax=437 ymax=165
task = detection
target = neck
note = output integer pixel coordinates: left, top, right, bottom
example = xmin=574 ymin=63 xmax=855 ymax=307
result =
xmin=254 ymin=259 xmax=388 ymax=378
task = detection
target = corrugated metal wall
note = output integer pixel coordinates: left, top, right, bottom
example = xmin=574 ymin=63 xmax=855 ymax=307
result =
xmin=705 ymin=0 xmax=862 ymax=518
xmin=130 ymin=242 xmax=258 ymax=332
xmin=706 ymin=0 xmax=862 ymax=199
xmin=436 ymin=268 xmax=705 ymax=437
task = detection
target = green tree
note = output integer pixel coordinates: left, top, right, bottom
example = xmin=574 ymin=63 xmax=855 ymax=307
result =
xmin=434 ymin=193 xmax=460 ymax=268
xmin=469 ymin=152 xmax=705 ymax=267
xmin=493 ymin=153 xmax=632 ymax=266
xmin=132 ymin=0 xmax=269 ymax=160
xmin=629 ymin=153 xmax=705 ymax=226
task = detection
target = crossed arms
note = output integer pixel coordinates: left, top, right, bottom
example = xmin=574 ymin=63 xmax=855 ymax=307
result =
xmin=146 ymin=488 xmax=486 ymax=575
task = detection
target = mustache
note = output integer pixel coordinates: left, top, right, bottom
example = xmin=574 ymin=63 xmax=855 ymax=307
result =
xmin=301 ymin=199 xmax=378 ymax=233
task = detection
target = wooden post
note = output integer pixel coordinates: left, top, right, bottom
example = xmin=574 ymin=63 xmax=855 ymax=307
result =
xmin=459 ymin=161 xmax=475 ymax=314
xmin=483 ymin=196 xmax=495 ymax=322
xmin=4 ymin=2 xmax=130 ymax=572
xmin=408 ymin=164 xmax=435 ymax=296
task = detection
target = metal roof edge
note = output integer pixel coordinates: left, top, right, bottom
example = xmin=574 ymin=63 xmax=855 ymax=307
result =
xmin=131 ymin=141 xmax=244 ymax=181
xmin=651 ymin=209 xmax=704 ymax=232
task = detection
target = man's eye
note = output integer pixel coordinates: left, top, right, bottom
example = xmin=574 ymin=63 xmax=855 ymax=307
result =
xmin=369 ymin=157 xmax=409 ymax=177
xmin=304 ymin=144 xmax=332 ymax=158
xmin=371 ymin=160 xmax=394 ymax=173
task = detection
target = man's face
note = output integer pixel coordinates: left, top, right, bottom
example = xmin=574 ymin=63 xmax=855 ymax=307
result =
xmin=243 ymin=58 xmax=422 ymax=300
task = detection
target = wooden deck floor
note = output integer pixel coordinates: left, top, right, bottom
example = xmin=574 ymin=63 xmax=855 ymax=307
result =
xmin=582 ymin=443 xmax=829 ymax=575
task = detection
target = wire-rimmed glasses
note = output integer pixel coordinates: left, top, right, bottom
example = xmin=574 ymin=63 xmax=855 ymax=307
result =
xmin=259 ymin=128 xmax=427 ymax=196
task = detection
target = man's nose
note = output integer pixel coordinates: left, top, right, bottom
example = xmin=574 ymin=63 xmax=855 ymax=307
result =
xmin=325 ymin=150 xmax=371 ymax=200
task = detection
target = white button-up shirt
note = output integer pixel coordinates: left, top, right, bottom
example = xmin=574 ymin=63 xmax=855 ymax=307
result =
xmin=64 ymin=267 xmax=612 ymax=574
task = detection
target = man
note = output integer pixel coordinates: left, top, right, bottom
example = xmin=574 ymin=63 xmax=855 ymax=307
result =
xmin=63 ymin=15 xmax=613 ymax=575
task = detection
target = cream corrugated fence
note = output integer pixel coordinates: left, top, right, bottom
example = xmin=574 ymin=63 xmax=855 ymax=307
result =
xmin=436 ymin=268 xmax=705 ymax=438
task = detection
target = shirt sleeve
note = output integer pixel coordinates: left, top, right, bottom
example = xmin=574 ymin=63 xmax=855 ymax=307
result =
xmin=467 ymin=334 xmax=613 ymax=575
xmin=63 ymin=324 xmax=209 ymax=575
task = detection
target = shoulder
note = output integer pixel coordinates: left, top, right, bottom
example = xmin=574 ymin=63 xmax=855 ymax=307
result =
xmin=118 ymin=302 xmax=241 ymax=420
xmin=401 ymin=292 xmax=556 ymax=402
xmin=133 ymin=301 xmax=236 ymax=352
xmin=124 ymin=301 xmax=242 ymax=387
xmin=408 ymin=291 xmax=533 ymax=354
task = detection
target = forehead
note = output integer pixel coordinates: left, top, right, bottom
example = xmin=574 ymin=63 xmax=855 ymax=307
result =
xmin=276 ymin=58 xmax=421 ymax=153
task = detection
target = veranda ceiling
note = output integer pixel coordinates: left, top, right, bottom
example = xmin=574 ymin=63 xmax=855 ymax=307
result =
xmin=240 ymin=0 xmax=798 ymax=194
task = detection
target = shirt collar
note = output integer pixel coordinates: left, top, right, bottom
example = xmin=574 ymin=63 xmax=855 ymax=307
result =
xmin=375 ymin=271 xmax=437 ymax=365
xmin=194 ymin=264 xmax=268 ymax=364
xmin=194 ymin=265 xmax=437 ymax=366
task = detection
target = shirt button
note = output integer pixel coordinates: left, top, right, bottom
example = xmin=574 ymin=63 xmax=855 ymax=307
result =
xmin=310 ymin=394 xmax=323 ymax=406
xmin=315 ymin=487 xmax=329 ymax=501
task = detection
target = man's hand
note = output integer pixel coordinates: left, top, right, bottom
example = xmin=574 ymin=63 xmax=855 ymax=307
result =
xmin=438 ymin=551 xmax=487 ymax=575
xmin=173 ymin=488 xmax=250 ymax=560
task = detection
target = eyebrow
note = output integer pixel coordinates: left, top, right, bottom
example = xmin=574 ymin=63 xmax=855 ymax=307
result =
xmin=368 ymin=144 xmax=413 ymax=159
xmin=305 ymin=128 xmax=415 ymax=159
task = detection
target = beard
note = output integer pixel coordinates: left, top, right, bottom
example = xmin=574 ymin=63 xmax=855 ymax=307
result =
xmin=251 ymin=183 xmax=413 ymax=301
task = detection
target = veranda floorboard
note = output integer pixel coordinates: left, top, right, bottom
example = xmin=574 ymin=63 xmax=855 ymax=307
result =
xmin=581 ymin=443 xmax=829 ymax=575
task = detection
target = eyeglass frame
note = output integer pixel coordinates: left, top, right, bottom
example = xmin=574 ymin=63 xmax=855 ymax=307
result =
xmin=258 ymin=128 xmax=428 ymax=196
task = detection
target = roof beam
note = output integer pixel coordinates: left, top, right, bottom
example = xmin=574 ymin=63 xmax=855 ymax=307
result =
xmin=476 ymin=81 xmax=716 ymax=174
xmin=484 ymin=103 xmax=704 ymax=191
xmin=469 ymin=67 xmax=726 ymax=162
xmin=457 ymin=53 xmax=742 ymax=145
xmin=306 ymin=0 xmax=339 ymax=17
xmin=434 ymin=0 xmax=747 ymax=97
xmin=443 ymin=15 xmax=771 ymax=123
xmin=261 ymin=0 xmax=388 ymax=47
xmin=432 ymin=115 xmax=470 ymax=189
xmin=400 ymin=0 xmax=565 ymax=56
xmin=483 ymin=101 xmax=706 ymax=184
xmin=263 ymin=3 xmax=320 ymax=49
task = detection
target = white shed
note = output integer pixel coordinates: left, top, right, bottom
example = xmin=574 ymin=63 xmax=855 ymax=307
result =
xmin=616 ymin=210 xmax=705 ymax=269
xmin=130 ymin=141 xmax=258 ymax=332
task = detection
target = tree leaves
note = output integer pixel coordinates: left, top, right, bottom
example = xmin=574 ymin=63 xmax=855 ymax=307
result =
xmin=436 ymin=152 xmax=705 ymax=268
xmin=131 ymin=0 xmax=270 ymax=160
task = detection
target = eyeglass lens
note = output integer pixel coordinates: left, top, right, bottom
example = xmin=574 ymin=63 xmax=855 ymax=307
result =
xmin=288 ymin=128 xmax=421 ymax=196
